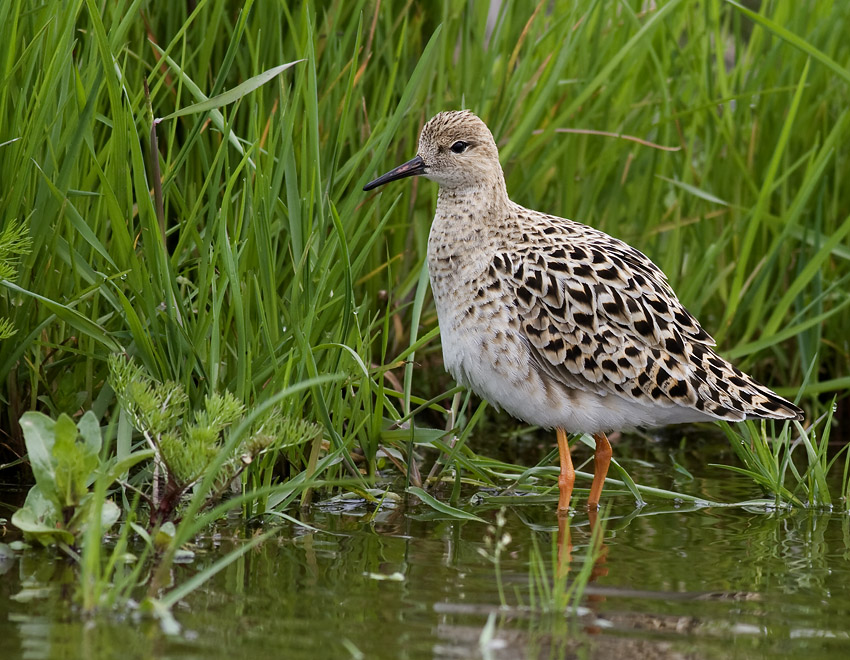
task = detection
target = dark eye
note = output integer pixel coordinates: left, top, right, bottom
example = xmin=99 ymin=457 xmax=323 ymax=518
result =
xmin=450 ymin=141 xmax=469 ymax=154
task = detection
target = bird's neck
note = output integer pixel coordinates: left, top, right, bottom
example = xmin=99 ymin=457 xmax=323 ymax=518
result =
xmin=435 ymin=176 xmax=510 ymax=221
xmin=429 ymin=178 xmax=512 ymax=263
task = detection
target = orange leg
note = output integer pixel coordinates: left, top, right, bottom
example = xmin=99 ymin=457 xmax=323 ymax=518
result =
xmin=587 ymin=432 xmax=612 ymax=510
xmin=556 ymin=427 xmax=575 ymax=516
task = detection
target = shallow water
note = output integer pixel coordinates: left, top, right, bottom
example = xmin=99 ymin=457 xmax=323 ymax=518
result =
xmin=2 ymin=432 xmax=850 ymax=659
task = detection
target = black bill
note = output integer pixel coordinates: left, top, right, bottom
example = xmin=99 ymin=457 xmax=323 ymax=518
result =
xmin=363 ymin=155 xmax=426 ymax=191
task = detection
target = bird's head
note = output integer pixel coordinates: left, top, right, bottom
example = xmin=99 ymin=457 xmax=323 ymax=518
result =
xmin=364 ymin=110 xmax=503 ymax=192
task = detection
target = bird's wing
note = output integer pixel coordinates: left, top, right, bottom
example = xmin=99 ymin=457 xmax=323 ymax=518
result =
xmin=497 ymin=214 xmax=799 ymax=421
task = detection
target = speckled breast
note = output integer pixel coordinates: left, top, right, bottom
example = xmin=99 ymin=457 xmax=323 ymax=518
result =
xmin=426 ymin=214 xmax=537 ymax=404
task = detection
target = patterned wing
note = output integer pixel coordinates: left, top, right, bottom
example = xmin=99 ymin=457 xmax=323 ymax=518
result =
xmin=497 ymin=214 xmax=801 ymax=422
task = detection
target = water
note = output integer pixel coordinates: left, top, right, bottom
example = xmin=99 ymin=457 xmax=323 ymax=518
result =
xmin=2 ymin=432 xmax=849 ymax=659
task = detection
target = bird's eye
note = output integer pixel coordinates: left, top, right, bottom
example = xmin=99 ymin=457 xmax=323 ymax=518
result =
xmin=450 ymin=141 xmax=469 ymax=154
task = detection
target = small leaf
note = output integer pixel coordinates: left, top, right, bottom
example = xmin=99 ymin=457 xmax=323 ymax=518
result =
xmin=99 ymin=499 xmax=120 ymax=530
xmin=656 ymin=175 xmax=730 ymax=206
xmin=159 ymin=60 xmax=305 ymax=121
xmin=68 ymin=493 xmax=121 ymax=537
xmin=406 ymin=487 xmax=486 ymax=523
xmin=670 ymin=455 xmax=695 ymax=480
xmin=154 ymin=521 xmax=177 ymax=550
xmin=10 ymin=486 xmax=73 ymax=546
xmin=103 ymin=449 xmax=156 ymax=486
xmin=52 ymin=414 xmax=81 ymax=506
xmin=130 ymin=523 xmax=152 ymax=546
xmin=77 ymin=410 xmax=102 ymax=460
xmin=19 ymin=413 xmax=59 ymax=507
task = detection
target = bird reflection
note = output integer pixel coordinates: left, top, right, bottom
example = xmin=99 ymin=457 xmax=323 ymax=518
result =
xmin=557 ymin=509 xmax=607 ymax=572
xmin=557 ymin=507 xmax=609 ymax=619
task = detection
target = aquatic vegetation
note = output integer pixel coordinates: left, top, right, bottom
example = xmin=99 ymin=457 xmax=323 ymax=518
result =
xmin=107 ymin=354 xmax=326 ymax=526
xmin=110 ymin=355 xmax=242 ymax=524
xmin=718 ymin=401 xmax=843 ymax=510
xmin=10 ymin=411 xmax=150 ymax=549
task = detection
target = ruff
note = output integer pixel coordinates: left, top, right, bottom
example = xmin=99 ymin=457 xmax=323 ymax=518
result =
xmin=364 ymin=110 xmax=803 ymax=514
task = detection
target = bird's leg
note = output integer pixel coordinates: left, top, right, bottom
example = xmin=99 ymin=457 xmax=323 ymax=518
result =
xmin=587 ymin=432 xmax=612 ymax=510
xmin=556 ymin=427 xmax=575 ymax=516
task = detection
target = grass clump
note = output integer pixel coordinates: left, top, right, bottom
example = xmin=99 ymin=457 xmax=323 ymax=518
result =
xmin=718 ymin=403 xmax=843 ymax=510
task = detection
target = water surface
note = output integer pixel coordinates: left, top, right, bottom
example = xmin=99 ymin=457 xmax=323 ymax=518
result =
xmin=2 ymin=432 xmax=849 ymax=659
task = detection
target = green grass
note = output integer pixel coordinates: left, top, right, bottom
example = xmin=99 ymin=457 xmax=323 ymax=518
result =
xmin=1 ymin=0 xmax=849 ymax=597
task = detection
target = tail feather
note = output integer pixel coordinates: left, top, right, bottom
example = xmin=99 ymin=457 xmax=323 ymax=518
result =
xmin=689 ymin=344 xmax=803 ymax=422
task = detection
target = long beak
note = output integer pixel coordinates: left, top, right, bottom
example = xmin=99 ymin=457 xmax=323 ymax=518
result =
xmin=363 ymin=155 xmax=426 ymax=191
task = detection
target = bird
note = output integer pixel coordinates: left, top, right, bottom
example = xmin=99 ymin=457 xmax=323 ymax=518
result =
xmin=363 ymin=110 xmax=803 ymax=515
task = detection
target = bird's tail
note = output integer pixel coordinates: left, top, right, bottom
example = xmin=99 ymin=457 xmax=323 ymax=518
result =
xmin=689 ymin=344 xmax=804 ymax=422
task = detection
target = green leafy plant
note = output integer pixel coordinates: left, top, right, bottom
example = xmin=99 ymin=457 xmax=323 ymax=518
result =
xmin=10 ymin=411 xmax=150 ymax=548
xmin=108 ymin=354 xmax=321 ymax=525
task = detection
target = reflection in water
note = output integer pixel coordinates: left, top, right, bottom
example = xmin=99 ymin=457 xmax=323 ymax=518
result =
xmin=555 ymin=508 xmax=608 ymax=584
